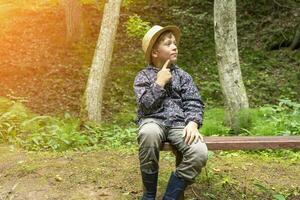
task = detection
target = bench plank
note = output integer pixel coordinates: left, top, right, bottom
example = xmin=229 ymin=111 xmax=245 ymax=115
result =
xmin=161 ymin=136 xmax=300 ymax=151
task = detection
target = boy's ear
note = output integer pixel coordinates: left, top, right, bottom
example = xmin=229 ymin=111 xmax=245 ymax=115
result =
xmin=151 ymin=49 xmax=158 ymax=59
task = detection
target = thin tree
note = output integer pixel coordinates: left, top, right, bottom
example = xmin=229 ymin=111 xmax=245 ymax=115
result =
xmin=85 ymin=0 xmax=122 ymax=122
xmin=60 ymin=0 xmax=83 ymax=42
xmin=290 ymin=23 xmax=300 ymax=50
xmin=214 ymin=0 xmax=249 ymax=131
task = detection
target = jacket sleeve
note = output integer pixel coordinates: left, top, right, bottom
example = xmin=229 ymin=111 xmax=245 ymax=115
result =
xmin=133 ymin=71 xmax=166 ymax=114
xmin=180 ymin=72 xmax=205 ymax=128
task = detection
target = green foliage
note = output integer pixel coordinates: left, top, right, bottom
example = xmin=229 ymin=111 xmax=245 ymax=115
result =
xmin=125 ymin=14 xmax=151 ymax=39
xmin=112 ymin=0 xmax=300 ymax=113
xmin=273 ymin=194 xmax=286 ymax=200
xmin=83 ymin=122 xmax=137 ymax=149
xmin=0 ymin=98 xmax=29 ymax=143
xmin=196 ymin=151 xmax=300 ymax=200
xmin=252 ymin=181 xmax=288 ymax=200
xmin=102 ymin=62 xmax=142 ymax=124
xmin=270 ymin=99 xmax=300 ymax=136
xmin=240 ymin=50 xmax=300 ymax=107
xmin=201 ymin=108 xmax=230 ymax=136
xmin=249 ymin=99 xmax=300 ymax=136
xmin=122 ymin=0 xmax=134 ymax=9
xmin=0 ymin=98 xmax=89 ymax=151
xmin=201 ymin=99 xmax=300 ymax=136
xmin=1 ymin=97 xmax=299 ymax=151
xmin=0 ymin=97 xmax=137 ymax=152
xmin=21 ymin=116 xmax=88 ymax=151
xmin=170 ymin=6 xmax=207 ymax=23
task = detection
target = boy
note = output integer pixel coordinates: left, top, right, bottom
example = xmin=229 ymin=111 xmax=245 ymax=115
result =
xmin=134 ymin=25 xmax=208 ymax=200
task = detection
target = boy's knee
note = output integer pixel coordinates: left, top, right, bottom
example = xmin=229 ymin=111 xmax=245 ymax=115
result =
xmin=189 ymin=142 xmax=208 ymax=168
xmin=138 ymin=122 xmax=163 ymax=147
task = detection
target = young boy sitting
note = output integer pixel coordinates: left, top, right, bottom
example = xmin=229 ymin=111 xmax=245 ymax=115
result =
xmin=134 ymin=25 xmax=208 ymax=200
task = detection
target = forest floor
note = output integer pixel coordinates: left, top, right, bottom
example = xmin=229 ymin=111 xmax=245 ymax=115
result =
xmin=0 ymin=4 xmax=94 ymax=117
xmin=0 ymin=144 xmax=299 ymax=200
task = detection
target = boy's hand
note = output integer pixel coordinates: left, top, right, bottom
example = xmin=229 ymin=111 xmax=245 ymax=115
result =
xmin=182 ymin=121 xmax=204 ymax=145
xmin=155 ymin=59 xmax=172 ymax=87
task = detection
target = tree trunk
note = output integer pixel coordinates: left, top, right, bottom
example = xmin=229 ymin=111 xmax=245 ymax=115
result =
xmin=60 ymin=0 xmax=83 ymax=42
xmin=85 ymin=0 xmax=122 ymax=122
xmin=289 ymin=23 xmax=300 ymax=50
xmin=214 ymin=0 xmax=249 ymax=131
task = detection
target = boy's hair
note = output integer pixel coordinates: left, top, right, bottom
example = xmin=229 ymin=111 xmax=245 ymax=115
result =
xmin=152 ymin=31 xmax=174 ymax=51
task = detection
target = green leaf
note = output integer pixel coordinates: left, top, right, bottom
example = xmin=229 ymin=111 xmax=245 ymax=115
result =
xmin=273 ymin=194 xmax=285 ymax=200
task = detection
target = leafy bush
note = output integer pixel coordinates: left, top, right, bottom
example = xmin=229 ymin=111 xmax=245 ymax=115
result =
xmin=0 ymin=98 xmax=30 ymax=143
xmin=125 ymin=14 xmax=150 ymax=39
xmin=0 ymin=97 xmax=137 ymax=151
xmin=20 ymin=116 xmax=89 ymax=151
xmin=1 ymin=97 xmax=299 ymax=152
xmin=268 ymin=99 xmax=300 ymax=136
xmin=83 ymin=122 xmax=137 ymax=149
xmin=238 ymin=99 xmax=300 ymax=136
xmin=201 ymin=99 xmax=300 ymax=136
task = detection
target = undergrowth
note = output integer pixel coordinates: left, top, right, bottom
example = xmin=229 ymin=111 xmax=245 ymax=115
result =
xmin=0 ymin=97 xmax=299 ymax=153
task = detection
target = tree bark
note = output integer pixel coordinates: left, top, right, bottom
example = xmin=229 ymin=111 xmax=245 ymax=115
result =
xmin=214 ymin=0 xmax=249 ymax=130
xmin=60 ymin=0 xmax=83 ymax=42
xmin=85 ymin=0 xmax=122 ymax=122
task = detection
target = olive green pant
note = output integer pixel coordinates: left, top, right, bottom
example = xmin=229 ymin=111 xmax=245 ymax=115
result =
xmin=138 ymin=118 xmax=208 ymax=182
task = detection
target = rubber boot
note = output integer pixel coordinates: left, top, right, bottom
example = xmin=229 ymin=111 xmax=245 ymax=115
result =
xmin=162 ymin=172 xmax=188 ymax=200
xmin=141 ymin=172 xmax=158 ymax=200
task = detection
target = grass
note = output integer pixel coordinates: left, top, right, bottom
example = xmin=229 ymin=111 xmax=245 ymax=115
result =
xmin=195 ymin=152 xmax=300 ymax=200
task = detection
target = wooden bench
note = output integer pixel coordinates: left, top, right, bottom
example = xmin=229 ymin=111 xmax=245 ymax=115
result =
xmin=160 ymin=136 xmax=300 ymax=200
xmin=161 ymin=136 xmax=300 ymax=151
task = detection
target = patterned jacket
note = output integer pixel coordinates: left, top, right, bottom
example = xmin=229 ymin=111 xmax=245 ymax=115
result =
xmin=133 ymin=64 xmax=205 ymax=128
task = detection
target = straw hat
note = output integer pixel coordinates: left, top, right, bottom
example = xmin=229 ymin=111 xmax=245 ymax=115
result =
xmin=142 ymin=25 xmax=181 ymax=63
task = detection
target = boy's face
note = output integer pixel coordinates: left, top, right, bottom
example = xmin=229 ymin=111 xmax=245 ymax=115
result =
xmin=151 ymin=34 xmax=178 ymax=65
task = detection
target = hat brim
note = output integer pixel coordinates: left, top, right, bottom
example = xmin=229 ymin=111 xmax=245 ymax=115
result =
xmin=145 ymin=25 xmax=181 ymax=63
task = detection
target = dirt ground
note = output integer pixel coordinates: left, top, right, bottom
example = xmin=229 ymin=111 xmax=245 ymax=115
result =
xmin=0 ymin=144 xmax=299 ymax=200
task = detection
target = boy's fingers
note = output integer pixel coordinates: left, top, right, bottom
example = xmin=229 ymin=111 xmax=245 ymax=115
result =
xmin=194 ymin=134 xmax=199 ymax=143
xmin=199 ymin=134 xmax=204 ymax=142
xmin=162 ymin=59 xmax=170 ymax=70
xmin=188 ymin=133 xmax=195 ymax=145
xmin=182 ymin=127 xmax=187 ymax=138
xmin=184 ymin=129 xmax=191 ymax=144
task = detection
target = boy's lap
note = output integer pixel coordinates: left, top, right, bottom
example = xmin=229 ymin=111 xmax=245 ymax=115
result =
xmin=138 ymin=118 xmax=207 ymax=153
xmin=167 ymin=128 xmax=207 ymax=154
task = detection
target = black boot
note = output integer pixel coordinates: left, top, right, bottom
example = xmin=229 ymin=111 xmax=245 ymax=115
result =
xmin=162 ymin=172 xmax=188 ymax=200
xmin=141 ymin=172 xmax=158 ymax=200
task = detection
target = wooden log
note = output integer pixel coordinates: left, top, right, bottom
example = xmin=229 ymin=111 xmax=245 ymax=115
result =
xmin=161 ymin=136 xmax=300 ymax=151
